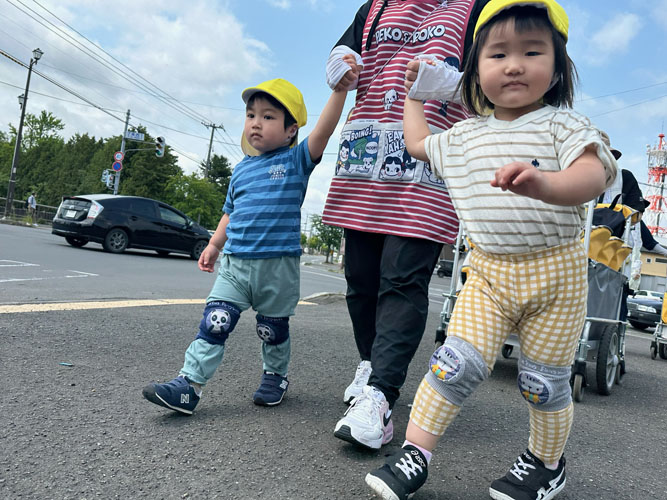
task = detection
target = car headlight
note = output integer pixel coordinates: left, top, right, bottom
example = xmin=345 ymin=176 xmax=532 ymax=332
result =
xmin=637 ymin=304 xmax=657 ymax=313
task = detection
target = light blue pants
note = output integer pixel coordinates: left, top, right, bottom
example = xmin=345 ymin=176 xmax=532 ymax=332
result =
xmin=180 ymin=254 xmax=299 ymax=385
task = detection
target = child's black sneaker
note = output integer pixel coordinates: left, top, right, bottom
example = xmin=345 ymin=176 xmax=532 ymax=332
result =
xmin=253 ymin=371 xmax=289 ymax=406
xmin=489 ymin=449 xmax=566 ymax=500
xmin=365 ymin=445 xmax=428 ymax=500
xmin=142 ymin=376 xmax=200 ymax=415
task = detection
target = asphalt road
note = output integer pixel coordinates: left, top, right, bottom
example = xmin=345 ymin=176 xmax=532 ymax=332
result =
xmin=2 ymin=223 xmax=667 ymax=499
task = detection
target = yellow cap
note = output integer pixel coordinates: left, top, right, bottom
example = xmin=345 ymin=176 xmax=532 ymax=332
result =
xmin=241 ymin=78 xmax=307 ymax=156
xmin=473 ymin=0 xmax=569 ymax=41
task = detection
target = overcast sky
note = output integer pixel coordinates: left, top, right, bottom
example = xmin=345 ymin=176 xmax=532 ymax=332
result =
xmin=2 ymin=0 xmax=667 ymax=222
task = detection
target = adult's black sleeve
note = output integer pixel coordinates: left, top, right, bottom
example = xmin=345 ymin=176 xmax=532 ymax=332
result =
xmin=332 ymin=1 xmax=374 ymax=53
xmin=640 ymin=219 xmax=658 ymax=250
xmin=621 ymin=169 xmax=645 ymax=213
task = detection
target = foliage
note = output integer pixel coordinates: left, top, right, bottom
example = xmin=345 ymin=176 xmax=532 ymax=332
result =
xmin=0 ymin=111 xmax=232 ymax=223
xmin=310 ymin=214 xmax=343 ymax=263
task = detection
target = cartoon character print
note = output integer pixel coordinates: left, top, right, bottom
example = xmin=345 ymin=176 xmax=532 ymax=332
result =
xmin=382 ymin=88 xmax=399 ymax=110
xmin=430 ymin=345 xmax=462 ymax=382
xmin=379 ymin=149 xmax=416 ymax=181
xmin=206 ymin=308 xmax=231 ymax=334
xmin=336 ymin=128 xmax=379 ymax=176
xmin=336 ymin=139 xmax=352 ymax=175
xmin=421 ymin=162 xmax=444 ymax=185
xmin=518 ymin=371 xmax=551 ymax=405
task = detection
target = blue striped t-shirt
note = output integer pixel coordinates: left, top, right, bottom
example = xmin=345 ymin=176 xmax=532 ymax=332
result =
xmin=222 ymin=139 xmax=318 ymax=258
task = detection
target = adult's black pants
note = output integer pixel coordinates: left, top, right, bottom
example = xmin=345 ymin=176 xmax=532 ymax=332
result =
xmin=344 ymin=228 xmax=442 ymax=407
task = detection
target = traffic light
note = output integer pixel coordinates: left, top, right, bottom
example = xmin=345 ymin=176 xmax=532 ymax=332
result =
xmin=101 ymin=170 xmax=109 ymax=184
xmin=155 ymin=136 xmax=165 ymax=158
xmin=105 ymin=172 xmax=115 ymax=190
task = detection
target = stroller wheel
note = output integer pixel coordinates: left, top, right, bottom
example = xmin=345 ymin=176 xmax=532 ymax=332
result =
xmin=651 ymin=343 xmax=658 ymax=360
xmin=501 ymin=345 xmax=513 ymax=359
xmin=659 ymin=343 xmax=667 ymax=360
xmin=572 ymin=373 xmax=584 ymax=402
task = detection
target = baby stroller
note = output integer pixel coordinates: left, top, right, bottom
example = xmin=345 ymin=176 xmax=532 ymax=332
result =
xmin=650 ymin=295 xmax=667 ymax=360
xmin=435 ymin=198 xmax=635 ymax=403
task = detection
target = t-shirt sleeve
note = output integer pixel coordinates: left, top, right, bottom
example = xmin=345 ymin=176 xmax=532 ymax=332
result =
xmin=295 ymin=137 xmax=319 ymax=176
xmin=555 ymin=114 xmax=618 ymax=189
xmin=424 ymin=133 xmax=449 ymax=182
xmin=222 ymin=179 xmax=234 ymax=214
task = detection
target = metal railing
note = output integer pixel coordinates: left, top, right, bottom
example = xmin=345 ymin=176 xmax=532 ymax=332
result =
xmin=0 ymin=197 xmax=58 ymax=225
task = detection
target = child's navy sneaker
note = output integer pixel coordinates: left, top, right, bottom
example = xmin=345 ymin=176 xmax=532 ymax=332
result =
xmin=142 ymin=376 xmax=200 ymax=415
xmin=253 ymin=371 xmax=289 ymax=406
xmin=489 ymin=449 xmax=566 ymax=500
xmin=365 ymin=445 xmax=428 ymax=500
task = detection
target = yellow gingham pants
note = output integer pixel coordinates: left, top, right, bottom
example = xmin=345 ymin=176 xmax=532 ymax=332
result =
xmin=411 ymin=240 xmax=587 ymax=463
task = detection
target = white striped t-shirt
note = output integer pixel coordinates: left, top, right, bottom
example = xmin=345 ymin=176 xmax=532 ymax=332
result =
xmin=424 ymin=106 xmax=618 ymax=254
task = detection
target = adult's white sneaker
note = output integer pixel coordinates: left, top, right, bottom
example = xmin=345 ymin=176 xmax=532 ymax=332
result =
xmin=334 ymin=384 xmax=393 ymax=449
xmin=343 ymin=360 xmax=372 ymax=404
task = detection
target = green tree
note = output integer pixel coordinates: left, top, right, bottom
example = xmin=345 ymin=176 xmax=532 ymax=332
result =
xmin=311 ymin=214 xmax=343 ymax=263
xmin=201 ymin=153 xmax=232 ymax=198
xmin=163 ymin=172 xmax=223 ymax=229
xmin=11 ymin=111 xmax=65 ymax=150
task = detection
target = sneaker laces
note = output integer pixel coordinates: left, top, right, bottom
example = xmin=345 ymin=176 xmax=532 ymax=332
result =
xmin=345 ymin=386 xmax=385 ymax=424
xmin=509 ymin=454 xmax=536 ymax=481
xmin=351 ymin=361 xmax=372 ymax=387
xmin=395 ymin=452 xmax=424 ymax=479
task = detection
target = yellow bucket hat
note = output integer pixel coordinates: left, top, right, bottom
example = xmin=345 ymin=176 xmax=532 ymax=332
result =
xmin=473 ymin=0 xmax=569 ymax=41
xmin=241 ymin=78 xmax=307 ymax=156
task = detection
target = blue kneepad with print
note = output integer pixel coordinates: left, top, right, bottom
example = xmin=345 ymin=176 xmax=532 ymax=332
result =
xmin=255 ymin=314 xmax=289 ymax=345
xmin=195 ymin=301 xmax=240 ymax=345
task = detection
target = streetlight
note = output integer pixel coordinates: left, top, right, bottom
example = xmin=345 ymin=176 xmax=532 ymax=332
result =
xmin=3 ymin=47 xmax=43 ymax=218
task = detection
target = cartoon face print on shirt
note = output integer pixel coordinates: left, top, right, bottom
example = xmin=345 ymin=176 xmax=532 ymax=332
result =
xmin=379 ymin=130 xmax=416 ymax=181
xmin=421 ymin=162 xmax=444 ymax=185
xmin=336 ymin=126 xmax=379 ymax=177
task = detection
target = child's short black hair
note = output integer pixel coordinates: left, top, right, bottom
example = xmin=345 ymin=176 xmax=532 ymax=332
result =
xmin=459 ymin=5 xmax=578 ymax=116
xmin=247 ymin=91 xmax=297 ymax=131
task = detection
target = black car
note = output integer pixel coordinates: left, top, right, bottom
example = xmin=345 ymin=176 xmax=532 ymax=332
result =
xmin=52 ymin=194 xmax=210 ymax=260
xmin=626 ymin=290 xmax=663 ymax=330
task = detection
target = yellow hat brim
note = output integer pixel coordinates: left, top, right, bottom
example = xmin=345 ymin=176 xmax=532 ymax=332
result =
xmin=473 ymin=0 xmax=569 ymax=41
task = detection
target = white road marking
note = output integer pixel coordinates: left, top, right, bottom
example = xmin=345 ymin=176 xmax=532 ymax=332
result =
xmin=0 ymin=270 xmax=99 ymax=283
xmin=0 ymin=298 xmax=316 ymax=314
xmin=0 ymin=260 xmax=39 ymax=267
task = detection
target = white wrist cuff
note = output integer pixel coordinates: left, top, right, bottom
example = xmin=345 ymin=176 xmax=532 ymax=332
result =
xmin=326 ymin=45 xmax=363 ymax=90
xmin=407 ymin=55 xmax=463 ymax=103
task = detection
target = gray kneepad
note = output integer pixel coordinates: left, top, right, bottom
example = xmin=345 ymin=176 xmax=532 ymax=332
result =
xmin=255 ymin=314 xmax=289 ymax=345
xmin=517 ymin=355 xmax=572 ymax=411
xmin=425 ymin=336 xmax=488 ymax=406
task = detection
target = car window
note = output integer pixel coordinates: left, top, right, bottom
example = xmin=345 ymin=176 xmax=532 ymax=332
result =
xmin=130 ymin=199 xmax=157 ymax=218
xmin=158 ymin=205 xmax=186 ymax=225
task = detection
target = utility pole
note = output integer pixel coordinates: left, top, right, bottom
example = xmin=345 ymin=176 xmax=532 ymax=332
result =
xmin=202 ymin=122 xmax=224 ymax=178
xmin=113 ymin=110 xmax=130 ymax=195
xmin=3 ymin=48 xmax=43 ymax=219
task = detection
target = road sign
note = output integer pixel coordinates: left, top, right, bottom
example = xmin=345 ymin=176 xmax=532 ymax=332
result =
xmin=113 ymin=151 xmax=124 ymax=162
xmin=112 ymin=161 xmax=123 ymax=172
xmin=125 ymin=131 xmax=145 ymax=141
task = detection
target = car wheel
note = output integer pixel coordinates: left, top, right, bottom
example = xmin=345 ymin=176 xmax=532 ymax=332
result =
xmin=156 ymin=250 xmax=170 ymax=256
xmin=103 ymin=228 xmax=128 ymax=253
xmin=65 ymin=236 xmax=88 ymax=248
xmin=191 ymin=240 xmax=208 ymax=260
xmin=629 ymin=321 xmax=648 ymax=331
xmin=436 ymin=269 xmax=445 ymax=278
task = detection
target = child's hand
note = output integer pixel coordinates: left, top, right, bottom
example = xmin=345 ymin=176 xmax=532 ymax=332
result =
xmin=404 ymin=58 xmax=436 ymax=93
xmin=198 ymin=244 xmax=220 ymax=273
xmin=491 ymin=161 xmax=548 ymax=200
xmin=335 ymin=54 xmax=362 ymax=91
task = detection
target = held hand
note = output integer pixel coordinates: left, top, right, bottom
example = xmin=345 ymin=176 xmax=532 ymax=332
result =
xmin=404 ymin=58 xmax=437 ymax=93
xmin=335 ymin=54 xmax=362 ymax=92
xmin=490 ymin=161 xmax=548 ymax=200
xmin=198 ymin=244 xmax=220 ymax=273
